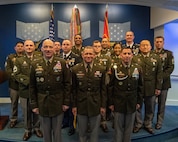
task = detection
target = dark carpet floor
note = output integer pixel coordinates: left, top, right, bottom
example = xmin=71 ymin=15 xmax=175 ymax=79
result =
xmin=0 ymin=103 xmax=178 ymax=142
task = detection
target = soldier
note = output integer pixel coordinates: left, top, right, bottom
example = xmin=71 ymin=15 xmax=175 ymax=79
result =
xmin=133 ymin=40 xmax=163 ymax=134
xmin=13 ymin=39 xmax=43 ymax=141
xmin=30 ymin=39 xmax=71 ymax=142
xmin=71 ymin=34 xmax=85 ymax=58
xmin=71 ymin=46 xmax=107 ymax=142
xmin=101 ymin=37 xmax=113 ymax=56
xmin=54 ymin=41 xmax=62 ymax=57
xmin=110 ymin=42 xmax=122 ymax=64
xmin=152 ymin=36 xmax=174 ymax=130
xmin=61 ymin=39 xmax=81 ymax=136
xmin=93 ymin=40 xmax=112 ymax=132
xmin=122 ymin=31 xmax=140 ymax=55
xmin=5 ymin=41 xmax=24 ymax=128
xmin=108 ymin=47 xmax=143 ymax=142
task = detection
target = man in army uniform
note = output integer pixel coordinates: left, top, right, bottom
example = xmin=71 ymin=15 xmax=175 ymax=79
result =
xmin=122 ymin=31 xmax=140 ymax=55
xmin=13 ymin=39 xmax=43 ymax=141
xmin=108 ymin=47 xmax=143 ymax=142
xmin=101 ymin=37 xmax=113 ymax=56
xmin=93 ymin=40 xmax=112 ymax=132
xmin=71 ymin=34 xmax=85 ymax=58
xmin=54 ymin=41 xmax=62 ymax=57
xmin=61 ymin=39 xmax=81 ymax=136
xmin=30 ymin=39 xmax=71 ymax=142
xmin=5 ymin=41 xmax=24 ymax=128
xmin=153 ymin=36 xmax=174 ymax=130
xmin=72 ymin=46 xmax=107 ymax=142
xmin=133 ymin=40 xmax=163 ymax=134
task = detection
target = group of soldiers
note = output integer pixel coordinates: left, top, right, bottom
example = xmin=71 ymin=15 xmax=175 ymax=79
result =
xmin=3 ymin=31 xmax=174 ymax=142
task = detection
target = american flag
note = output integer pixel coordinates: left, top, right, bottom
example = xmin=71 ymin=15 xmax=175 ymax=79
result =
xmin=49 ymin=4 xmax=55 ymax=41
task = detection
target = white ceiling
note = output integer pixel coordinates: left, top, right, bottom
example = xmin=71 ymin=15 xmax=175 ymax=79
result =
xmin=1 ymin=0 xmax=178 ymax=11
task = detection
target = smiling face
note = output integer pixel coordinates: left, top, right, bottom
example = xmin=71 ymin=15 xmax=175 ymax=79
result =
xmin=125 ymin=31 xmax=134 ymax=43
xmin=74 ymin=34 xmax=83 ymax=46
xmin=101 ymin=38 xmax=110 ymax=49
xmin=82 ymin=46 xmax=95 ymax=64
xmin=113 ymin=43 xmax=122 ymax=56
xmin=120 ymin=48 xmax=133 ymax=64
xmin=41 ymin=39 xmax=55 ymax=59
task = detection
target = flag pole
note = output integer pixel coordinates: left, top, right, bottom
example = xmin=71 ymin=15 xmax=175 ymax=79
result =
xmin=70 ymin=5 xmax=81 ymax=46
xmin=103 ymin=4 xmax=110 ymax=40
xmin=49 ymin=3 xmax=55 ymax=41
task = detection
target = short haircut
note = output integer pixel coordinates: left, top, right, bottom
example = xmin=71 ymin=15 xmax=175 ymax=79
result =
xmin=154 ymin=36 xmax=164 ymax=41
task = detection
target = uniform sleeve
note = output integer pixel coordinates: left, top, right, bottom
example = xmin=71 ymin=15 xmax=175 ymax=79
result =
xmin=156 ymin=57 xmax=163 ymax=90
xmin=29 ymin=64 xmax=38 ymax=109
xmin=71 ymin=67 xmax=78 ymax=107
xmin=100 ymin=69 xmax=107 ymax=108
xmin=62 ymin=60 xmax=71 ymax=106
xmin=5 ymin=55 xmax=13 ymax=77
xmin=107 ymin=67 xmax=115 ymax=106
xmin=163 ymin=51 xmax=174 ymax=78
xmin=137 ymin=66 xmax=144 ymax=106
xmin=13 ymin=59 xmax=29 ymax=86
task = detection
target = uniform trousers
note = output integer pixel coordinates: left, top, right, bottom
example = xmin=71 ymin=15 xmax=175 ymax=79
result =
xmin=77 ymin=114 xmax=101 ymax=142
xmin=135 ymin=95 xmax=156 ymax=129
xmin=9 ymin=88 xmax=19 ymax=122
xmin=40 ymin=113 xmax=64 ymax=142
xmin=20 ymin=97 xmax=40 ymax=132
xmin=114 ymin=112 xmax=135 ymax=142
xmin=156 ymin=90 xmax=168 ymax=125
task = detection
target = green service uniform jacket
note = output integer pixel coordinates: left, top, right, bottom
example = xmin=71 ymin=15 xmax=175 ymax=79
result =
xmin=5 ymin=53 xmax=23 ymax=90
xmin=94 ymin=54 xmax=112 ymax=72
xmin=152 ymin=49 xmax=174 ymax=90
xmin=72 ymin=62 xmax=107 ymax=117
xmin=133 ymin=52 xmax=163 ymax=96
xmin=30 ymin=56 xmax=71 ymax=117
xmin=71 ymin=46 xmax=85 ymax=58
xmin=13 ymin=53 xmax=41 ymax=98
xmin=108 ymin=62 xmax=143 ymax=113
xmin=122 ymin=43 xmax=140 ymax=55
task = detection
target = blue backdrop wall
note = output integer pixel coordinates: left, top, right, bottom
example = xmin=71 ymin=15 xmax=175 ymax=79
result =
xmin=0 ymin=3 xmax=153 ymax=97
